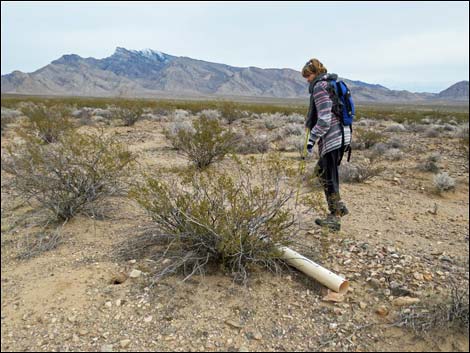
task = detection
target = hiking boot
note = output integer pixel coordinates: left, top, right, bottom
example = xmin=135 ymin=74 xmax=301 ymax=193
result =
xmin=315 ymin=214 xmax=341 ymax=232
xmin=326 ymin=193 xmax=349 ymax=218
xmin=338 ymin=202 xmax=349 ymax=217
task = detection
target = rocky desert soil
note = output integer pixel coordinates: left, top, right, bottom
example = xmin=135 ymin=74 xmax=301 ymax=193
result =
xmin=1 ymin=107 xmax=469 ymax=352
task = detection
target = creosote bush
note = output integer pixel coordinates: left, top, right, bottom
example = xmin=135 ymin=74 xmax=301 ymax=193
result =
xmin=165 ymin=115 xmax=237 ymax=169
xmin=355 ymin=128 xmax=386 ymax=149
xmin=130 ymin=154 xmax=297 ymax=283
xmin=418 ymin=153 xmax=441 ymax=173
xmin=19 ymin=103 xmax=75 ymax=143
xmin=219 ymin=101 xmax=243 ymax=124
xmin=110 ymin=104 xmax=144 ymax=126
xmin=1 ymin=131 xmax=135 ymax=221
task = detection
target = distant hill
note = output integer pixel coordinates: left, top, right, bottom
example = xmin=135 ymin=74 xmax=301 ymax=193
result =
xmin=1 ymin=47 xmax=468 ymax=103
xmin=437 ymin=81 xmax=469 ymax=101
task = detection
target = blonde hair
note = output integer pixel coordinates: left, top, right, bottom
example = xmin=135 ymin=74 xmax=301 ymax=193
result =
xmin=302 ymin=58 xmax=327 ymax=77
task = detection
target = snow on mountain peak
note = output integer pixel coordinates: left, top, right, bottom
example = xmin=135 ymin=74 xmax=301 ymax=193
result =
xmin=113 ymin=47 xmax=168 ymax=62
xmin=133 ymin=48 xmax=167 ymax=62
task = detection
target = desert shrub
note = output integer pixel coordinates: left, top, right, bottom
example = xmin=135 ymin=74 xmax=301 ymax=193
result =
xmin=395 ymin=284 xmax=469 ymax=335
xmin=1 ymin=107 xmax=22 ymax=120
xmin=384 ymin=124 xmax=407 ymax=133
xmin=198 ymin=109 xmax=221 ymax=121
xmin=407 ymin=123 xmax=427 ymax=133
xmin=110 ymin=105 xmax=144 ymax=126
xmin=219 ymin=101 xmax=243 ymax=124
xmin=1 ymin=131 xmax=135 ymax=221
xmin=1 ymin=108 xmax=21 ymax=133
xmin=433 ymin=172 xmax=456 ymax=193
xmin=282 ymin=123 xmax=304 ymax=136
xmin=72 ymin=107 xmax=94 ymax=126
xmin=234 ymin=130 xmax=270 ymax=154
xmin=16 ymin=228 xmax=63 ymax=260
xmin=1 ymin=116 xmax=12 ymax=134
xmin=171 ymin=109 xmax=191 ymax=121
xmin=355 ymin=118 xmax=377 ymax=128
xmin=387 ymin=136 xmax=405 ymax=149
xmin=19 ymin=103 xmax=74 ymax=143
xmin=384 ymin=148 xmax=404 ymax=161
xmin=130 ymin=154 xmax=296 ymax=283
xmin=142 ymin=112 xmax=168 ymax=122
xmin=165 ymin=121 xmax=195 ymax=144
xmin=286 ymin=113 xmax=305 ymax=124
xmin=441 ymin=123 xmax=457 ymax=132
xmin=424 ymin=126 xmax=440 ymax=138
xmin=455 ymin=125 xmax=469 ymax=140
xmin=355 ymin=128 xmax=386 ymax=149
xmin=277 ymin=136 xmax=305 ymax=158
xmin=264 ymin=116 xmax=282 ymax=130
xmin=370 ymin=142 xmax=388 ymax=155
xmin=417 ymin=153 xmax=441 ymax=173
xmin=92 ymin=108 xmax=113 ymax=118
xmin=339 ymin=160 xmax=384 ymax=183
xmin=455 ymin=125 xmax=469 ymax=155
xmin=165 ymin=115 xmax=237 ymax=169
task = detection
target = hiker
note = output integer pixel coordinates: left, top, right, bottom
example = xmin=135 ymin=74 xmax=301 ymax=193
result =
xmin=302 ymin=58 xmax=351 ymax=231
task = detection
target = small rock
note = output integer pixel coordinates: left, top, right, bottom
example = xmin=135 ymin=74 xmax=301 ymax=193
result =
xmin=253 ymin=331 xmax=262 ymax=340
xmin=144 ymin=316 xmax=153 ymax=323
xmin=101 ymin=344 xmax=113 ymax=352
xmin=413 ymin=273 xmax=424 ymax=281
xmin=369 ymin=278 xmax=381 ymax=289
xmin=329 ymin=323 xmax=338 ymax=330
xmin=439 ymin=255 xmax=453 ymax=263
xmin=239 ymin=345 xmax=249 ymax=352
xmin=120 ymin=339 xmax=131 ymax=348
xmin=359 ymin=302 xmax=367 ymax=310
xmin=225 ymin=319 xmax=244 ymax=329
xmin=79 ymin=329 xmax=88 ymax=336
xmin=333 ymin=308 xmax=343 ymax=315
xmin=322 ymin=290 xmax=345 ymax=303
xmin=105 ymin=301 xmax=112 ymax=308
xmin=375 ymin=306 xmax=389 ymax=317
xmin=129 ymin=269 xmax=142 ymax=278
xmin=423 ymin=273 xmax=433 ymax=281
xmin=115 ymin=299 xmax=122 ymax=307
xmin=72 ymin=334 xmax=79 ymax=343
xmin=392 ymin=296 xmax=420 ymax=307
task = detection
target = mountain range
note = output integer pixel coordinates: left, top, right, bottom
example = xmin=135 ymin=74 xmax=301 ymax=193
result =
xmin=1 ymin=47 xmax=469 ymax=103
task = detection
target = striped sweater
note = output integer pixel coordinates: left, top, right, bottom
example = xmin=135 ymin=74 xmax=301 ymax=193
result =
xmin=306 ymin=73 xmax=352 ymax=157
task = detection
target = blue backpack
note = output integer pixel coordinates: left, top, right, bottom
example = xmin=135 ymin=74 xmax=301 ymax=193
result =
xmin=333 ymin=80 xmax=355 ymax=126
xmin=326 ymin=79 xmax=355 ymax=162
xmin=322 ymin=79 xmax=355 ymax=127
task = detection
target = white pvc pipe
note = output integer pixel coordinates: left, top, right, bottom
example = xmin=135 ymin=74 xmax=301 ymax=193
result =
xmin=278 ymin=246 xmax=349 ymax=294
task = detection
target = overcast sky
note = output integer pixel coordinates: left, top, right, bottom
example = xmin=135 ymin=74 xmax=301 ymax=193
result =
xmin=1 ymin=1 xmax=469 ymax=93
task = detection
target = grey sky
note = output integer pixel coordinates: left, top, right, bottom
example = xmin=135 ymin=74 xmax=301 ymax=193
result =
xmin=1 ymin=1 xmax=469 ymax=93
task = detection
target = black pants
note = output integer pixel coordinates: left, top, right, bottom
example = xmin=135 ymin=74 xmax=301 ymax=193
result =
xmin=315 ymin=147 xmax=345 ymax=213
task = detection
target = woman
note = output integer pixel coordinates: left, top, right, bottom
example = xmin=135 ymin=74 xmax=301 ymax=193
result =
xmin=302 ymin=58 xmax=351 ymax=232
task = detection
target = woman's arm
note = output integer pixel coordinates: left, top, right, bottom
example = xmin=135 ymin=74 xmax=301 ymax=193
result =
xmin=309 ymin=81 xmax=333 ymax=144
xmin=305 ymin=93 xmax=317 ymax=130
